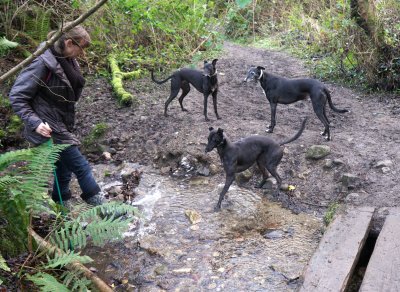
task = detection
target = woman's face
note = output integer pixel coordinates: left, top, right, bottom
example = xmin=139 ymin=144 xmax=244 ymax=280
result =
xmin=63 ymin=38 xmax=86 ymax=58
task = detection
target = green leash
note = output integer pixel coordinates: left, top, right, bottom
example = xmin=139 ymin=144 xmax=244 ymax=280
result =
xmin=47 ymin=139 xmax=74 ymax=250
xmin=47 ymin=139 xmax=64 ymax=208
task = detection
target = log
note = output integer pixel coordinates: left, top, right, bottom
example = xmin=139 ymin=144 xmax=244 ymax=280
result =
xmin=359 ymin=208 xmax=400 ymax=292
xmin=300 ymin=206 xmax=375 ymax=292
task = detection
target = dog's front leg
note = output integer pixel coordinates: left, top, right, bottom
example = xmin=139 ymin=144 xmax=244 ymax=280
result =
xmin=203 ymin=94 xmax=210 ymax=121
xmin=212 ymin=90 xmax=221 ymax=119
xmin=267 ymin=103 xmax=277 ymax=133
xmin=215 ymin=174 xmax=235 ymax=211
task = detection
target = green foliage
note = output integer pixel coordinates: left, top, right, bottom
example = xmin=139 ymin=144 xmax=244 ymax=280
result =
xmin=0 ymin=95 xmax=24 ymax=148
xmin=234 ymin=0 xmax=399 ymax=91
xmin=45 ymin=250 xmax=92 ymax=269
xmin=26 ymin=273 xmax=70 ymax=292
xmin=0 ymin=254 xmax=10 ymax=272
xmin=323 ymin=202 xmax=339 ymax=226
xmin=0 ymin=142 xmax=69 ymax=257
xmin=82 ymin=122 xmax=109 ymax=153
xmin=0 ymin=36 xmax=18 ymax=57
xmin=20 ymin=5 xmax=52 ymax=41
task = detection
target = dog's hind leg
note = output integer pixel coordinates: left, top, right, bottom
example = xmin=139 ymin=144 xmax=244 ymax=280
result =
xmin=178 ymin=81 xmax=190 ymax=112
xmin=215 ymin=175 xmax=235 ymax=210
xmin=312 ymin=102 xmax=331 ymax=140
xmin=164 ymin=78 xmax=181 ymax=116
xmin=265 ymin=150 xmax=283 ymax=189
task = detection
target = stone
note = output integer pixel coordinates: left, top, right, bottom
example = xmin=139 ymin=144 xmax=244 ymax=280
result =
xmin=236 ymin=169 xmax=253 ymax=184
xmin=341 ymin=173 xmax=359 ymax=189
xmin=306 ymin=145 xmax=331 ymax=160
xmin=375 ymin=159 xmax=393 ymax=168
xmin=185 ymin=209 xmax=202 ymax=224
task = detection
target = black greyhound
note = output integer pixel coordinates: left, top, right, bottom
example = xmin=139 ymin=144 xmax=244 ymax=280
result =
xmin=151 ymin=59 xmax=220 ymax=121
xmin=245 ymin=66 xmax=348 ymax=140
xmin=205 ymin=117 xmax=308 ymax=210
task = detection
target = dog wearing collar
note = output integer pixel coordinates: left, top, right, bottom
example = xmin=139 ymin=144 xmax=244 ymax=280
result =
xmin=151 ymin=59 xmax=220 ymax=121
xmin=245 ymin=66 xmax=348 ymax=140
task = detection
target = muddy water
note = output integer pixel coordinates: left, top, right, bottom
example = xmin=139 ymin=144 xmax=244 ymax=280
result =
xmin=86 ymin=167 xmax=323 ymax=291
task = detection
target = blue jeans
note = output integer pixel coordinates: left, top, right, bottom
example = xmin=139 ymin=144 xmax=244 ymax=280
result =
xmin=51 ymin=145 xmax=100 ymax=202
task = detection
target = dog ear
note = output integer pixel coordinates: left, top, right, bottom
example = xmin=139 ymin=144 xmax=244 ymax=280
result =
xmin=209 ymin=127 xmax=214 ymax=131
xmin=212 ymin=59 xmax=218 ymax=65
xmin=204 ymin=60 xmax=208 ymax=64
xmin=257 ymin=66 xmax=265 ymax=70
xmin=217 ymin=128 xmax=224 ymax=134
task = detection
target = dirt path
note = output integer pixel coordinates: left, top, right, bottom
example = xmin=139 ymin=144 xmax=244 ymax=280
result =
xmin=78 ymin=41 xmax=400 ymax=218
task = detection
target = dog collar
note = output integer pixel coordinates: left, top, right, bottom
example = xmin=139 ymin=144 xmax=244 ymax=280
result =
xmin=257 ymin=69 xmax=264 ymax=80
xmin=204 ymin=70 xmax=217 ymax=77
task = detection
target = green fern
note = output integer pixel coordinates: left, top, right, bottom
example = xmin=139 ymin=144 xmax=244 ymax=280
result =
xmin=0 ymin=148 xmax=33 ymax=171
xmin=49 ymin=201 xmax=139 ymax=251
xmin=45 ymin=250 xmax=92 ymax=269
xmin=0 ymin=143 xmax=69 ymax=256
xmin=27 ymin=273 xmax=70 ymax=292
xmin=61 ymin=270 xmax=91 ymax=291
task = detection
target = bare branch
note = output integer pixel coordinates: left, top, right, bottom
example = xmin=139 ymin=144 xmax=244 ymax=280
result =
xmin=0 ymin=0 xmax=109 ymax=85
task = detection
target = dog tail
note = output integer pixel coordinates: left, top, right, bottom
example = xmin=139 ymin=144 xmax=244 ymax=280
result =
xmin=279 ymin=117 xmax=308 ymax=146
xmin=150 ymin=69 xmax=173 ymax=85
xmin=324 ymin=88 xmax=349 ymax=113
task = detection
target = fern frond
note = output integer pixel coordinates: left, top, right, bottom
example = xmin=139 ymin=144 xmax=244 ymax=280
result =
xmin=26 ymin=272 xmax=70 ymax=292
xmin=61 ymin=270 xmax=91 ymax=291
xmin=45 ymin=249 xmax=92 ymax=269
xmin=77 ymin=201 xmax=140 ymax=222
xmin=0 ymin=175 xmax=22 ymax=193
xmin=0 ymin=148 xmax=32 ymax=171
xmin=85 ymin=216 xmax=130 ymax=246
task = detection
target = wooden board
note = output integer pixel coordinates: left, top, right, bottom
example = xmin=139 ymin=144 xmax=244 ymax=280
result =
xmin=359 ymin=208 xmax=400 ymax=292
xmin=300 ymin=206 xmax=375 ymax=292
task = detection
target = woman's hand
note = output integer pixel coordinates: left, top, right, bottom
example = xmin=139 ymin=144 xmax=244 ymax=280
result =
xmin=35 ymin=122 xmax=52 ymax=138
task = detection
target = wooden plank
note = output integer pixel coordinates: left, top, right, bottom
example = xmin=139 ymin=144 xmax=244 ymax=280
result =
xmin=359 ymin=208 xmax=400 ymax=292
xmin=300 ymin=206 xmax=375 ymax=292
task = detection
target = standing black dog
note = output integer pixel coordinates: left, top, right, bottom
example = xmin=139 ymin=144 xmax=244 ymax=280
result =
xmin=205 ymin=117 xmax=307 ymax=210
xmin=151 ymin=59 xmax=220 ymax=121
xmin=245 ymin=66 xmax=348 ymax=140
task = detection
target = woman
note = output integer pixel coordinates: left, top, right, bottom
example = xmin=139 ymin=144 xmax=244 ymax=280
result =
xmin=9 ymin=23 xmax=104 ymax=208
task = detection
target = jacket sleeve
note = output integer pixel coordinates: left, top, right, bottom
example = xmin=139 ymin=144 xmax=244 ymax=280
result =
xmin=9 ymin=57 xmax=48 ymax=132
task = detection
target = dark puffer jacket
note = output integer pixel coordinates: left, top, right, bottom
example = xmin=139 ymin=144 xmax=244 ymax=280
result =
xmin=9 ymin=45 xmax=82 ymax=145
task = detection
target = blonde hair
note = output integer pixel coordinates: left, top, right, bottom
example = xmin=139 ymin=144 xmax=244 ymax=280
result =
xmin=47 ymin=22 xmax=91 ymax=51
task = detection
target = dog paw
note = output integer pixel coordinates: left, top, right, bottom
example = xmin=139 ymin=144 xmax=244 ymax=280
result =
xmin=214 ymin=205 xmax=221 ymax=212
xmin=266 ymin=128 xmax=273 ymax=133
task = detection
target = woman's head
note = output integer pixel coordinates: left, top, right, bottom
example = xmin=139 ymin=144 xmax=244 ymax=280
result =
xmin=48 ymin=22 xmax=91 ymax=58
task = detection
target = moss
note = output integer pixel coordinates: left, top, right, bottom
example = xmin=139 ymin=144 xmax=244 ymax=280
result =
xmin=108 ymin=54 xmax=141 ymax=106
xmin=82 ymin=123 xmax=109 ymax=153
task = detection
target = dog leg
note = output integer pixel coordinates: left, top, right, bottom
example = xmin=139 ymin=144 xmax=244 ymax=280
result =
xmin=164 ymin=79 xmax=181 ymax=117
xmin=203 ymin=93 xmax=210 ymax=121
xmin=215 ymin=175 xmax=235 ymax=210
xmin=178 ymin=81 xmax=190 ymax=112
xmin=212 ymin=90 xmax=221 ymax=119
xmin=256 ymin=160 xmax=269 ymax=188
xmin=267 ymin=103 xmax=277 ymax=133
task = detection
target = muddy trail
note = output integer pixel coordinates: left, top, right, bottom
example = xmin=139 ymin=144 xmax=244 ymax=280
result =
xmin=67 ymin=42 xmax=400 ymax=290
xmin=77 ymin=41 xmax=400 ymax=214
